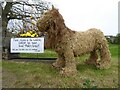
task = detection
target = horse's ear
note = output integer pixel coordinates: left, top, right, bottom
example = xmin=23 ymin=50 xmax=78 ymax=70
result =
xmin=52 ymin=5 xmax=54 ymax=9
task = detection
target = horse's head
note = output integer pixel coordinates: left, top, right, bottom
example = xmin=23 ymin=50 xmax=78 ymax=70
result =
xmin=37 ymin=6 xmax=64 ymax=34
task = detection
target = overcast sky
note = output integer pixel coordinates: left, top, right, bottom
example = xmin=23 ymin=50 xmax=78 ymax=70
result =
xmin=46 ymin=0 xmax=119 ymax=36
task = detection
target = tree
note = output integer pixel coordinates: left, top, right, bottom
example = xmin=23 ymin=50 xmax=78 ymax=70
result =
xmin=114 ymin=33 xmax=120 ymax=44
xmin=1 ymin=0 xmax=51 ymax=59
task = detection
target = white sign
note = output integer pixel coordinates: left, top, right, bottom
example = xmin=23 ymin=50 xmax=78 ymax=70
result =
xmin=11 ymin=38 xmax=44 ymax=53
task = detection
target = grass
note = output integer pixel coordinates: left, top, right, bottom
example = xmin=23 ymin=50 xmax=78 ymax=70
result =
xmin=109 ymin=44 xmax=119 ymax=57
xmin=2 ymin=44 xmax=119 ymax=88
xmin=20 ymin=49 xmax=58 ymax=58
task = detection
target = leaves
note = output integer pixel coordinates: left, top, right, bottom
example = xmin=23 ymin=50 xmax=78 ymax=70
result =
xmin=83 ymin=79 xmax=98 ymax=88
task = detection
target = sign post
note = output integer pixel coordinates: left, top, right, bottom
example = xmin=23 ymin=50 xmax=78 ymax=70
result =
xmin=11 ymin=38 xmax=44 ymax=53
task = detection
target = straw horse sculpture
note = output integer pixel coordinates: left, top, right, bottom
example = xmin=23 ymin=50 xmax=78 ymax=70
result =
xmin=37 ymin=7 xmax=111 ymax=76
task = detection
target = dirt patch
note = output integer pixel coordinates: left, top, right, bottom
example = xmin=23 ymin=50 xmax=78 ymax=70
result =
xmin=2 ymin=69 xmax=18 ymax=88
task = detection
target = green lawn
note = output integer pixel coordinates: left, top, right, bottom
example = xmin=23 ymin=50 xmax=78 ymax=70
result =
xmin=109 ymin=44 xmax=119 ymax=58
xmin=2 ymin=44 xmax=119 ymax=88
xmin=20 ymin=49 xmax=58 ymax=58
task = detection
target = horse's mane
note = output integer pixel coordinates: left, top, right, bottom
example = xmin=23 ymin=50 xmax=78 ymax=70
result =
xmin=49 ymin=8 xmax=65 ymax=31
xmin=37 ymin=7 xmax=75 ymax=49
xmin=49 ymin=8 xmax=75 ymax=35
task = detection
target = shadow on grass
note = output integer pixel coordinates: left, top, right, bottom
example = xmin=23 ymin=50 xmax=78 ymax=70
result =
xmin=77 ymin=63 xmax=97 ymax=73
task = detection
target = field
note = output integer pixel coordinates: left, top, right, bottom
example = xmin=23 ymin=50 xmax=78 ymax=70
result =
xmin=2 ymin=44 xmax=119 ymax=88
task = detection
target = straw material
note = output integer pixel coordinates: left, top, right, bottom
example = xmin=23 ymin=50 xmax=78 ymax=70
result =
xmin=37 ymin=8 xmax=111 ymax=76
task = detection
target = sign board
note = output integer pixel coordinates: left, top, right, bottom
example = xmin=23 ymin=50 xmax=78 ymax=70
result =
xmin=11 ymin=38 xmax=44 ymax=53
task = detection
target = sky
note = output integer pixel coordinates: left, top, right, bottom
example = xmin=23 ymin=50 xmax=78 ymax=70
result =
xmin=46 ymin=0 xmax=119 ymax=36
xmin=5 ymin=0 xmax=119 ymax=35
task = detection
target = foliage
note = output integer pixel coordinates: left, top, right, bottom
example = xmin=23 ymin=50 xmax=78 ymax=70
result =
xmin=105 ymin=33 xmax=120 ymax=44
xmin=16 ymin=15 xmax=41 ymax=37
xmin=1 ymin=0 xmax=52 ymax=37
xmin=113 ymin=33 xmax=120 ymax=44
xmin=83 ymin=79 xmax=98 ymax=88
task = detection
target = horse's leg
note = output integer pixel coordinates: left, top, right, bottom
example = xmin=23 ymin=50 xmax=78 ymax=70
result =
xmin=85 ymin=50 xmax=98 ymax=66
xmin=97 ymin=40 xmax=111 ymax=69
xmin=52 ymin=53 xmax=65 ymax=70
xmin=60 ymin=50 xmax=77 ymax=76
